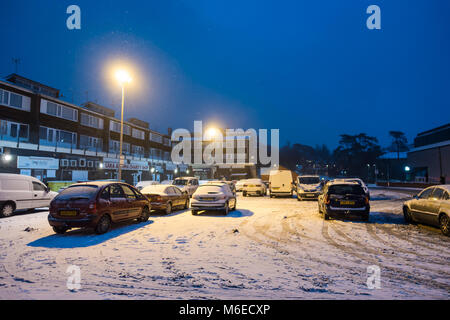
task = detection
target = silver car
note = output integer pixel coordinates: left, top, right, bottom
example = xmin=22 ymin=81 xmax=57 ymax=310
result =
xmin=403 ymin=185 xmax=450 ymax=236
xmin=191 ymin=184 xmax=237 ymax=215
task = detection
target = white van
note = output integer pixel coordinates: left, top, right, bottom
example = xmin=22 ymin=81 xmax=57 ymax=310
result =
xmin=269 ymin=170 xmax=294 ymax=198
xmin=0 ymin=173 xmax=58 ymax=217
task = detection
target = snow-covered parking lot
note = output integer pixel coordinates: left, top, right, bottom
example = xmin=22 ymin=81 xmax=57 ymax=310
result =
xmin=0 ymin=188 xmax=448 ymax=299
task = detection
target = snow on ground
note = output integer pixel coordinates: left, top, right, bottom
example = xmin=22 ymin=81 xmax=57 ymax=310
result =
xmin=0 ymin=188 xmax=448 ymax=299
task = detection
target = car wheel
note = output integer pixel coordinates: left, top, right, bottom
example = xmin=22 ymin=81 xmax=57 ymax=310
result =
xmin=297 ymin=196 xmax=302 ymax=201
xmin=323 ymin=210 xmax=330 ymax=220
xmin=223 ymin=202 xmax=229 ymax=215
xmin=191 ymin=210 xmax=198 ymax=215
xmin=439 ymin=214 xmax=450 ymax=236
xmin=95 ymin=215 xmax=111 ymax=234
xmin=165 ymin=202 xmax=172 ymax=215
xmin=52 ymin=226 xmax=68 ymax=234
xmin=184 ymin=198 xmax=189 ymax=209
xmin=403 ymin=206 xmax=414 ymax=224
xmin=139 ymin=206 xmax=150 ymax=222
xmin=0 ymin=203 xmax=15 ymax=218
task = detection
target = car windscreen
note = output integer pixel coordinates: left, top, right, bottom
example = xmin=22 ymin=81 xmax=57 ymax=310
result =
xmin=298 ymin=177 xmax=320 ymax=184
xmin=173 ymin=179 xmax=188 ymax=186
xmin=57 ymin=185 xmax=99 ymax=200
xmin=328 ymin=184 xmax=365 ymax=195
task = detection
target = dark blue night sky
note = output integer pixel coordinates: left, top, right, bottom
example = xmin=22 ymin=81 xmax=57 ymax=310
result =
xmin=1 ymin=0 xmax=449 ymax=148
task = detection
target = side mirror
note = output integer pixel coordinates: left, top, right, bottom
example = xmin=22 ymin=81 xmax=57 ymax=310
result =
xmin=413 ymin=194 xmax=419 ymax=200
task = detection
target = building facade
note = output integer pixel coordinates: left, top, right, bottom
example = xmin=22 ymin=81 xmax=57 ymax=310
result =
xmin=0 ymin=74 xmax=178 ymax=188
xmin=407 ymin=123 xmax=450 ymax=184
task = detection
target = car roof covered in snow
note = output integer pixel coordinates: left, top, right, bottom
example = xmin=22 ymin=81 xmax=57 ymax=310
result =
xmin=326 ymin=180 xmax=360 ymax=187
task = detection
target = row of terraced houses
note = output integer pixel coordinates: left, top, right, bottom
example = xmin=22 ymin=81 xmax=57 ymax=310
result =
xmin=0 ymin=73 xmax=186 ymax=189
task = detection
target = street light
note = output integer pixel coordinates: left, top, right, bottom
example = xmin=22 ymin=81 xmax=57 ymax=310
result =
xmin=115 ymin=69 xmax=132 ymax=181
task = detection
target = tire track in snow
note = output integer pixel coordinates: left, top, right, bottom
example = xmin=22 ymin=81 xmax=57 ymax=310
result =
xmin=322 ymin=223 xmax=450 ymax=293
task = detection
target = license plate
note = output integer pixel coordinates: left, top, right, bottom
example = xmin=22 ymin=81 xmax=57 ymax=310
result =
xmin=272 ymin=187 xmax=279 ymax=189
xmin=201 ymin=197 xmax=215 ymax=201
xmin=60 ymin=210 xmax=77 ymax=216
xmin=306 ymin=194 xmax=313 ymax=197
xmin=340 ymin=200 xmax=355 ymax=205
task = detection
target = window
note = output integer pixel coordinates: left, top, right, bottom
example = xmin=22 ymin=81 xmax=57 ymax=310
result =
xmin=39 ymin=126 xmax=76 ymax=148
xmin=132 ymin=128 xmax=145 ymax=140
xmin=40 ymin=99 xmax=78 ymax=122
xmin=431 ymin=188 xmax=445 ymax=200
xmin=121 ymin=185 xmax=137 ymax=199
xmin=132 ymin=145 xmax=145 ymax=157
xmin=0 ymin=120 xmax=29 ymax=142
xmin=110 ymin=184 xmax=125 ymax=198
xmin=109 ymin=140 xmax=130 ymax=154
xmin=418 ymin=188 xmax=434 ymax=199
xmin=163 ymin=137 xmax=171 ymax=146
xmin=0 ymin=89 xmax=30 ymax=111
xmin=80 ymin=135 xmax=102 ymax=151
xmin=100 ymin=187 xmax=110 ymax=200
xmin=150 ymin=132 xmax=163 ymax=143
xmin=444 ymin=192 xmax=449 ymax=201
xmin=110 ymin=121 xmax=130 ymax=135
xmin=32 ymin=182 xmax=46 ymax=191
xmin=150 ymin=148 xmax=162 ymax=159
xmin=80 ymin=113 xmax=104 ymax=129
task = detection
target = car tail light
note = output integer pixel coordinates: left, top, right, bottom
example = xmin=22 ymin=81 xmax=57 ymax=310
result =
xmin=325 ymin=195 xmax=330 ymax=205
xmin=365 ymin=196 xmax=369 ymax=205
xmin=88 ymin=202 xmax=96 ymax=213
xmin=155 ymin=196 xmax=162 ymax=202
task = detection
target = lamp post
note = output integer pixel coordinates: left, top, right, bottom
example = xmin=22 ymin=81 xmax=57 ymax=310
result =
xmin=115 ymin=70 xmax=132 ymax=181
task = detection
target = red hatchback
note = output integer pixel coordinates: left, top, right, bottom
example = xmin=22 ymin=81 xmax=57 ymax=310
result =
xmin=48 ymin=181 xmax=151 ymax=234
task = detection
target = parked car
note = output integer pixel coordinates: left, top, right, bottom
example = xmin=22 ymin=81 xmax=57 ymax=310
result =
xmin=0 ymin=173 xmax=58 ymax=218
xmin=191 ymin=183 xmax=237 ymax=215
xmin=160 ymin=180 xmax=173 ymax=185
xmin=205 ymin=180 xmax=236 ymax=194
xmin=334 ymin=178 xmax=370 ymax=199
xmin=135 ymin=180 xmax=159 ymax=190
xmin=296 ymin=175 xmax=322 ymax=201
xmin=173 ymin=177 xmax=199 ymax=196
xmin=235 ymin=179 xmax=248 ymax=192
xmin=48 ymin=181 xmax=151 ymax=234
xmin=318 ymin=181 xmax=370 ymax=221
xmin=403 ymin=185 xmax=450 ymax=236
xmin=269 ymin=170 xmax=293 ymax=198
xmin=140 ymin=184 xmax=189 ymax=214
xmin=242 ymin=178 xmax=266 ymax=196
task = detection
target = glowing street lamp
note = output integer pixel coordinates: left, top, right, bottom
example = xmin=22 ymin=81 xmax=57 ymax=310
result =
xmin=115 ymin=69 xmax=132 ymax=181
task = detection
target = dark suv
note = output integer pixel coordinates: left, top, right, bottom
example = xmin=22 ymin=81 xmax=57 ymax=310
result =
xmin=48 ymin=181 xmax=151 ymax=234
xmin=318 ymin=181 xmax=370 ymax=221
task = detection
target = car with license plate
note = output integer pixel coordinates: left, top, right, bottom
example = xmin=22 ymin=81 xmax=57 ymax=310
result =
xmin=296 ymin=175 xmax=322 ymax=200
xmin=140 ymin=184 xmax=189 ymax=214
xmin=242 ymin=178 xmax=266 ymax=197
xmin=191 ymin=183 xmax=237 ymax=215
xmin=318 ymin=181 xmax=370 ymax=221
xmin=403 ymin=185 xmax=450 ymax=236
xmin=48 ymin=181 xmax=151 ymax=234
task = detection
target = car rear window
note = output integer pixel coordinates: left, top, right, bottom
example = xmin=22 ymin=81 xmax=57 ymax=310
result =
xmin=298 ymin=177 xmax=320 ymax=184
xmin=57 ymin=185 xmax=99 ymax=200
xmin=328 ymin=184 xmax=365 ymax=195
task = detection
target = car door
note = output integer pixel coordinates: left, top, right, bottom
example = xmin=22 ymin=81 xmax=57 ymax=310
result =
xmin=425 ymin=188 xmax=445 ymax=226
xmin=109 ymin=184 xmax=128 ymax=221
xmin=172 ymin=186 xmax=186 ymax=207
xmin=32 ymin=181 xmax=49 ymax=208
xmin=167 ymin=186 xmax=180 ymax=207
xmin=120 ymin=184 xmax=141 ymax=219
xmin=411 ymin=187 xmax=434 ymax=223
xmin=223 ymin=185 xmax=235 ymax=208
